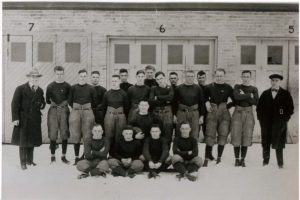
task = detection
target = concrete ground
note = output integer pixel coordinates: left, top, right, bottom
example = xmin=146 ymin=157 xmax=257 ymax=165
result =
xmin=2 ymin=143 xmax=299 ymax=200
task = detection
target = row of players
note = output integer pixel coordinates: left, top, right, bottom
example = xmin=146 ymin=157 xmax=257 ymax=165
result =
xmin=76 ymin=122 xmax=201 ymax=181
xmin=11 ymin=65 xmax=294 ymax=174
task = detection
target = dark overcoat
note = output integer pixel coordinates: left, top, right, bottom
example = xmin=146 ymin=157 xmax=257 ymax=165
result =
xmin=11 ymin=82 xmax=46 ymax=147
xmin=256 ymin=87 xmax=294 ymax=149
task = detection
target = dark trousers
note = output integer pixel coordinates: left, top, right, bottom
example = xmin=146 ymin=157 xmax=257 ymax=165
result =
xmin=19 ymin=147 xmax=34 ymax=165
xmin=263 ymin=146 xmax=283 ymax=166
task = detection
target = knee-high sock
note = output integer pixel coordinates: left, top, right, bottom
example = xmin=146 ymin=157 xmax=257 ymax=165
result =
xmin=205 ymin=145 xmax=213 ymax=159
xmin=50 ymin=140 xmax=56 ymax=155
xmin=217 ymin=145 xmax=225 ymax=158
xmin=62 ymin=140 xmax=68 ymax=155
xmin=241 ymin=146 xmax=248 ymax=159
xmin=234 ymin=146 xmax=240 ymax=159
xmin=74 ymin=143 xmax=80 ymax=157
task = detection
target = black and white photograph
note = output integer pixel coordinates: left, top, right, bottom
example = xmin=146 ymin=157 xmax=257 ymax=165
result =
xmin=1 ymin=1 xmax=299 ymax=200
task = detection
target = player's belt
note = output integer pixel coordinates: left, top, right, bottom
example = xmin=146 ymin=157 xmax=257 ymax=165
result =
xmin=178 ymin=104 xmax=198 ymax=112
xmin=73 ymin=103 xmax=92 ymax=110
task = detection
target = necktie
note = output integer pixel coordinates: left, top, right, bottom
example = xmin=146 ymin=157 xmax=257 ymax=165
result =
xmin=271 ymin=89 xmax=278 ymax=92
xmin=32 ymin=85 xmax=36 ymax=92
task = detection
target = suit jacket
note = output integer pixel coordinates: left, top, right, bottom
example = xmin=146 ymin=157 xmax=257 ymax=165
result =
xmin=257 ymin=87 xmax=294 ymax=123
xmin=11 ymin=82 xmax=46 ymax=147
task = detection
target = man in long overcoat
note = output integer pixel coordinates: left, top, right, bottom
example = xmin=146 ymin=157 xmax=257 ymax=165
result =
xmin=256 ymin=74 xmax=294 ymax=168
xmin=11 ymin=68 xmax=46 ymax=170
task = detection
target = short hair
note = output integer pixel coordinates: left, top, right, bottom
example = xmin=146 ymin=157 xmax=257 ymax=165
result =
xmin=138 ymin=99 xmax=149 ymax=104
xmin=119 ymin=68 xmax=128 ymax=74
xmin=197 ymin=70 xmax=206 ymax=77
xmin=180 ymin=121 xmax=191 ymax=128
xmin=112 ymin=74 xmax=120 ymax=79
xmin=155 ymin=71 xmax=165 ymax=78
xmin=215 ymin=68 xmax=226 ymax=74
xmin=54 ymin=66 xmax=64 ymax=72
xmin=185 ymin=70 xmax=195 ymax=75
xmin=91 ymin=71 xmax=100 ymax=76
xmin=78 ymin=69 xmax=88 ymax=74
xmin=122 ymin=125 xmax=134 ymax=133
xmin=169 ymin=72 xmax=178 ymax=77
xmin=242 ymin=70 xmax=252 ymax=76
xmin=145 ymin=65 xmax=156 ymax=71
xmin=92 ymin=123 xmax=102 ymax=129
xmin=150 ymin=124 xmax=161 ymax=131
xmin=136 ymin=70 xmax=145 ymax=76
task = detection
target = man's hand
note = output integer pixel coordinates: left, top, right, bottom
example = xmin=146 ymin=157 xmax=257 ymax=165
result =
xmin=250 ymin=93 xmax=254 ymax=98
xmin=100 ymin=147 xmax=105 ymax=152
xmin=155 ymin=162 xmax=162 ymax=169
xmin=239 ymin=89 xmax=245 ymax=94
xmin=205 ymin=102 xmax=212 ymax=112
xmin=149 ymin=161 xmax=155 ymax=169
xmin=188 ymin=151 xmax=193 ymax=155
xmin=135 ymin=132 xmax=145 ymax=140
xmin=199 ymin=116 xmax=204 ymax=125
xmin=13 ymin=120 xmax=19 ymax=126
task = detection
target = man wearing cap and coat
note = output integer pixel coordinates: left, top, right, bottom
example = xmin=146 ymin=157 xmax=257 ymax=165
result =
xmin=256 ymin=74 xmax=294 ymax=168
xmin=11 ymin=68 xmax=46 ymax=170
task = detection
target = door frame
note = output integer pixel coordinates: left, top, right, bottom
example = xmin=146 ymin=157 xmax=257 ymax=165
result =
xmin=107 ymin=35 xmax=218 ymax=89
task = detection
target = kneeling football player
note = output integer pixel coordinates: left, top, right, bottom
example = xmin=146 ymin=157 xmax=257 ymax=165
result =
xmin=77 ymin=124 xmax=110 ymax=179
xmin=143 ymin=124 xmax=171 ymax=179
xmin=108 ymin=125 xmax=144 ymax=178
xmin=172 ymin=122 xmax=203 ymax=182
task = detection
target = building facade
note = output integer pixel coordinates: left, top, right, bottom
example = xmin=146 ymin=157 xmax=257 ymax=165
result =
xmin=2 ymin=2 xmax=299 ymax=143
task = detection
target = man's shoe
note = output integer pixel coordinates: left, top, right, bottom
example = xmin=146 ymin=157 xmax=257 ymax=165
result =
xmin=27 ymin=161 xmax=37 ymax=166
xmin=278 ymin=165 xmax=284 ymax=169
xmin=127 ymin=169 xmax=136 ymax=178
xmin=21 ymin=164 xmax=27 ymax=170
xmin=234 ymin=159 xmax=240 ymax=167
xmin=263 ymin=159 xmax=269 ymax=166
xmin=77 ymin=173 xmax=89 ymax=179
xmin=216 ymin=157 xmax=221 ymax=164
xmin=185 ymin=172 xmax=197 ymax=182
xmin=176 ymin=173 xmax=184 ymax=181
xmin=208 ymin=155 xmax=215 ymax=161
xmin=240 ymin=159 xmax=246 ymax=167
xmin=61 ymin=156 xmax=70 ymax=164
xmin=51 ymin=156 xmax=56 ymax=163
xmin=148 ymin=171 xmax=158 ymax=179
xmin=202 ymin=159 xmax=208 ymax=167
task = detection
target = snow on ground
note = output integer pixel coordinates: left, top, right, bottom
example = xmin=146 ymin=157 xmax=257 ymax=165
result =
xmin=2 ymin=144 xmax=299 ymax=200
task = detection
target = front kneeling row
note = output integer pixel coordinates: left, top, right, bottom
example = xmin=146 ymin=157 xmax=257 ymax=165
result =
xmin=76 ymin=122 xmax=202 ymax=182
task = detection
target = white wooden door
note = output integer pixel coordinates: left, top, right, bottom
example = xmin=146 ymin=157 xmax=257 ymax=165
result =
xmin=3 ymin=35 xmax=32 ymax=143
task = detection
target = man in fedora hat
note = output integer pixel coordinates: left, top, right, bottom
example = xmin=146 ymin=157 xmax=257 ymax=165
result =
xmin=257 ymin=74 xmax=294 ymax=168
xmin=11 ymin=68 xmax=46 ymax=170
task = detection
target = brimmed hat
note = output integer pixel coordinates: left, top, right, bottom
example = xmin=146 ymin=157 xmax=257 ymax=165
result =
xmin=26 ymin=68 xmax=42 ymax=77
xmin=269 ymin=74 xmax=283 ymax=80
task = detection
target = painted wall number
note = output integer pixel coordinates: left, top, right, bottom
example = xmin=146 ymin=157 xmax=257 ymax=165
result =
xmin=29 ymin=23 xmax=34 ymax=31
xmin=159 ymin=25 xmax=165 ymax=33
xmin=289 ymin=25 xmax=294 ymax=33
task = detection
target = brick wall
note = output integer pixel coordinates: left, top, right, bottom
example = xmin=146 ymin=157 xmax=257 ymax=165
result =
xmin=2 ymin=10 xmax=299 ymax=143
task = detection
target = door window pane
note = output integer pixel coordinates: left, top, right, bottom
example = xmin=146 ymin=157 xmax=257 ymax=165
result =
xmin=295 ymin=46 xmax=299 ymax=65
xmin=141 ymin=45 xmax=156 ymax=64
xmin=241 ymin=45 xmax=256 ymax=65
xmin=38 ymin=42 xmax=53 ymax=62
xmin=168 ymin=45 xmax=183 ymax=64
xmin=115 ymin=44 xmax=129 ymax=64
xmin=194 ymin=45 xmax=209 ymax=65
xmin=65 ymin=42 xmax=81 ymax=63
xmin=11 ymin=42 xmax=26 ymax=62
xmin=267 ymin=46 xmax=282 ymax=65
